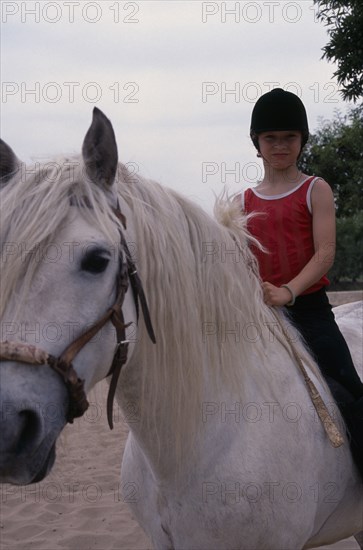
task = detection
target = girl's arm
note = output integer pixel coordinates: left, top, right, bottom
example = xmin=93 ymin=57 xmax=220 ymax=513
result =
xmin=263 ymin=179 xmax=336 ymax=306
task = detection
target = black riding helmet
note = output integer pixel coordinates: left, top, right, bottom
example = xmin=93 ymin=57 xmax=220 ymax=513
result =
xmin=250 ymin=88 xmax=309 ymax=152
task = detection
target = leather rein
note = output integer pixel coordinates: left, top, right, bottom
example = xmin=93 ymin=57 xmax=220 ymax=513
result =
xmin=0 ymin=203 xmax=156 ymax=430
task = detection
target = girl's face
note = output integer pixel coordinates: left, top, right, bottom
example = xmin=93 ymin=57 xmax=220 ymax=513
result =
xmin=258 ymin=131 xmax=302 ymax=169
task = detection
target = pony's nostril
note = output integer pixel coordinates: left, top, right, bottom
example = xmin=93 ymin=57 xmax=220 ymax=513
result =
xmin=14 ymin=410 xmax=41 ymax=455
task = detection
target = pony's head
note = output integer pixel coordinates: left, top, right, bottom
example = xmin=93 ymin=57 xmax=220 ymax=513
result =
xmin=0 ymin=109 xmax=139 ymax=484
xmin=1 ymin=108 xmax=297 ymax=486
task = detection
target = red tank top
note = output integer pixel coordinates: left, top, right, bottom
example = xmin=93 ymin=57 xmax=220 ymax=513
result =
xmin=243 ymin=177 xmax=329 ymax=295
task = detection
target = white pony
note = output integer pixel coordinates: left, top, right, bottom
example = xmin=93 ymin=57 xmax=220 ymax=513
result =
xmin=0 ymin=109 xmax=362 ymax=550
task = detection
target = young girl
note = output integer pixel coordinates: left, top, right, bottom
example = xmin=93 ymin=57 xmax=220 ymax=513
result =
xmin=239 ymin=88 xmax=363 ymax=477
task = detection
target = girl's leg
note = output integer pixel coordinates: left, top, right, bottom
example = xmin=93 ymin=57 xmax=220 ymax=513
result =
xmin=287 ymin=290 xmax=363 ymax=399
xmin=286 ymin=290 xmax=363 ymax=479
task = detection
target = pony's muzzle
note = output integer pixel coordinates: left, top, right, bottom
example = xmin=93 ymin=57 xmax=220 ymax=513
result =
xmin=0 ymin=359 xmax=69 ymax=484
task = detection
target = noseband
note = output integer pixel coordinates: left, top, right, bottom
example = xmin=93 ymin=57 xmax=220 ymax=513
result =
xmin=0 ymin=203 xmax=156 ymax=429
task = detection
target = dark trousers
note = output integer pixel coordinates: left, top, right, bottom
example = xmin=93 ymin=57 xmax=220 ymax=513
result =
xmin=285 ymin=288 xmax=363 ymax=478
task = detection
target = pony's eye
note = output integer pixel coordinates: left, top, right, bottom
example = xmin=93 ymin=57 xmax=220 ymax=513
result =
xmin=81 ymin=251 xmax=110 ymax=274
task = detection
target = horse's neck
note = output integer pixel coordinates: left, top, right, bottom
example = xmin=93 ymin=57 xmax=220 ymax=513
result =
xmin=117 ymin=358 xmax=179 ymax=480
xmin=112 ymin=190 xmax=327 ymax=482
xmin=116 ymin=328 xmax=294 ymax=482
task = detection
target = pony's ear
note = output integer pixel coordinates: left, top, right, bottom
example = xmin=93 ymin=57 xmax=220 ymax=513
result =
xmin=0 ymin=139 xmax=21 ymax=185
xmin=82 ymin=108 xmax=118 ymax=188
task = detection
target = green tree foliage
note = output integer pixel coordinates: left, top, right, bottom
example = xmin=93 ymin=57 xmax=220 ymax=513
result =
xmin=314 ymin=0 xmax=363 ymax=102
xmin=300 ymin=106 xmax=363 ymax=283
xmin=299 ymin=105 xmax=363 ymax=218
xmin=329 ymin=213 xmax=363 ymax=283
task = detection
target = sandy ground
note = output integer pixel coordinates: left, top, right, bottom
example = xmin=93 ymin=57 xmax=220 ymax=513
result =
xmin=1 ymin=379 xmax=360 ymax=550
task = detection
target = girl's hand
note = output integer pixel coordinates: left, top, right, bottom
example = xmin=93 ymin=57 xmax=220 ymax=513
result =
xmin=262 ymin=282 xmax=292 ymax=307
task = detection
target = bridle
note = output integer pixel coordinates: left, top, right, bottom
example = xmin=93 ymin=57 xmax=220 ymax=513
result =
xmin=0 ymin=202 xmax=156 ymax=430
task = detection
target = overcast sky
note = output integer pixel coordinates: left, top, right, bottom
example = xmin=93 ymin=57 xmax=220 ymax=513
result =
xmin=1 ymin=0 xmax=351 ymax=212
